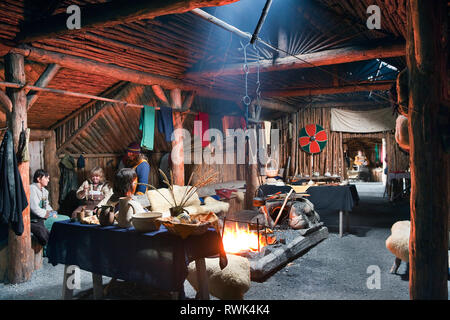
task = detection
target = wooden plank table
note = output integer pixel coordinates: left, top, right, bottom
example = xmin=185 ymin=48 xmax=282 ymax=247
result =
xmin=48 ymin=221 xmax=224 ymax=300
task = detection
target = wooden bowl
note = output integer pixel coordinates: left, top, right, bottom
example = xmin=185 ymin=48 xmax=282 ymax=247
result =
xmin=132 ymin=212 xmax=162 ymax=232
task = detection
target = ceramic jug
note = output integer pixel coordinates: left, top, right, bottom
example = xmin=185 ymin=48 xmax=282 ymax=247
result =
xmin=94 ymin=205 xmax=115 ymax=226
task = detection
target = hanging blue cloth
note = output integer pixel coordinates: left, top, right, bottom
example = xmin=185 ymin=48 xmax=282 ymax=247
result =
xmin=77 ymin=154 xmax=85 ymax=169
xmin=139 ymin=105 xmax=156 ymax=150
xmin=157 ymin=105 xmax=174 ymax=142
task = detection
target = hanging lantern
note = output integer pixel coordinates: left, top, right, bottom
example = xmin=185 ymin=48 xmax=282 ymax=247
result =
xmin=299 ymin=124 xmax=328 ymax=154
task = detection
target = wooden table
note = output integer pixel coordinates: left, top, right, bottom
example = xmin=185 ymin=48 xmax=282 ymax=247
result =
xmin=48 ymin=220 xmax=225 ymax=300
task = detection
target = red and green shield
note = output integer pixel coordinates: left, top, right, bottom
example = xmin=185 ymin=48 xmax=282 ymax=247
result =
xmin=299 ymin=124 xmax=328 ymax=154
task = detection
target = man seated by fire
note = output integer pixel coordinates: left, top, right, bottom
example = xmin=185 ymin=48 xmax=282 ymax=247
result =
xmin=30 ymin=169 xmax=70 ymax=247
xmin=72 ymin=166 xmax=113 ymax=218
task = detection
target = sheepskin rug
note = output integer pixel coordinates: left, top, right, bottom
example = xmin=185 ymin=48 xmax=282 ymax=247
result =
xmin=147 ymin=186 xmax=229 ymax=217
xmin=386 ymin=220 xmax=410 ymax=262
xmin=386 ymin=221 xmax=450 ymax=262
xmin=198 ymin=196 xmax=230 ymax=214
xmin=395 ymin=115 xmax=409 ymax=152
xmin=147 ymin=186 xmax=201 ymax=217
xmin=187 ymin=254 xmax=251 ymax=300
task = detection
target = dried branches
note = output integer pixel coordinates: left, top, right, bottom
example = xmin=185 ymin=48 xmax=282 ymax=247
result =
xmin=137 ymin=167 xmax=219 ymax=211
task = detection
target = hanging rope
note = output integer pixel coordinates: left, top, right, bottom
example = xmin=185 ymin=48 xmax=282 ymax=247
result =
xmin=240 ymin=41 xmax=251 ymax=126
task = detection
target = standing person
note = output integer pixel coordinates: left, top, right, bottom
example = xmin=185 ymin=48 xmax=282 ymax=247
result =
xmin=125 ymin=142 xmax=150 ymax=195
xmin=30 ymin=169 xmax=70 ymax=246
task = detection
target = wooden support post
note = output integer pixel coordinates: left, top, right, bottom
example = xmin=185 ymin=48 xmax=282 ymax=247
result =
xmin=30 ymin=130 xmax=59 ymax=207
xmin=171 ymin=111 xmax=185 ymax=185
xmin=92 ymin=273 xmax=103 ymax=300
xmin=27 ymin=63 xmax=60 ymax=111
xmin=195 ymin=258 xmax=210 ymax=300
xmin=5 ymin=52 xmax=34 ymax=284
xmin=46 ymin=132 xmax=59 ymax=210
xmin=62 ymin=265 xmax=74 ymax=300
xmin=406 ymin=0 xmax=448 ymax=300
xmin=170 ymin=88 xmax=182 ymax=109
xmin=339 ymin=210 xmax=343 ymax=238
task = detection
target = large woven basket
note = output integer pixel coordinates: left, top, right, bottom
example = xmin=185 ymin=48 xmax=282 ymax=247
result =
xmin=157 ymin=212 xmax=219 ymax=239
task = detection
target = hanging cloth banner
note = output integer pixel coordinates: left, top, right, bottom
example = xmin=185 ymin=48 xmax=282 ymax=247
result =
xmin=330 ymin=107 xmax=395 ymax=133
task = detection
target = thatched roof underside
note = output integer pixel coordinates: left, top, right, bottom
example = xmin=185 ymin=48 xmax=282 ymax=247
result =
xmin=0 ymin=0 xmax=444 ymax=154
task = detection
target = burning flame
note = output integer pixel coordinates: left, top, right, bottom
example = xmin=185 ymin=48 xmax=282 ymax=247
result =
xmin=222 ymin=222 xmax=266 ymax=253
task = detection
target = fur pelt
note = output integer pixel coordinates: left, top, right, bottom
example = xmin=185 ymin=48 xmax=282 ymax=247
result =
xmin=187 ymin=254 xmax=251 ymax=300
xmin=386 ymin=221 xmax=450 ymax=274
xmin=386 ymin=220 xmax=410 ymax=262
xmin=197 ymin=196 xmax=230 ymax=214
xmin=147 ymin=185 xmax=201 ymax=217
xmin=395 ymin=115 xmax=410 ymax=152
xmin=147 ymin=187 xmax=229 ymax=217
xmin=396 ymin=68 xmax=409 ymax=116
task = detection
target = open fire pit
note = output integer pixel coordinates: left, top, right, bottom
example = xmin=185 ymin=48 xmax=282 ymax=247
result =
xmin=220 ymin=203 xmax=328 ymax=281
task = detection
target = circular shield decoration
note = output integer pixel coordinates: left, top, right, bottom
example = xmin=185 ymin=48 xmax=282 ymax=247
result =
xmin=299 ymin=124 xmax=328 ymax=154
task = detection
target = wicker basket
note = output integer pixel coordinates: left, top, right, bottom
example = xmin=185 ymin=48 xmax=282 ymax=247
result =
xmin=157 ymin=212 xmax=219 ymax=239
xmin=265 ymin=158 xmax=279 ymax=178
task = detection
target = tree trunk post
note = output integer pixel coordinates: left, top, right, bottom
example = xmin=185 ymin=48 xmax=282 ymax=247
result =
xmin=171 ymin=111 xmax=185 ymax=186
xmin=5 ymin=52 xmax=34 ymax=283
xmin=406 ymin=0 xmax=448 ymax=299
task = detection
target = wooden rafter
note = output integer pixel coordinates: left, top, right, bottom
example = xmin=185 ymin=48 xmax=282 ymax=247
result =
xmin=16 ymin=0 xmax=241 ymax=43
xmin=186 ymin=42 xmax=405 ymax=78
xmin=10 ymin=45 xmax=238 ymax=102
xmin=27 ymin=63 xmax=61 ymax=111
xmin=262 ymin=80 xmax=394 ymax=98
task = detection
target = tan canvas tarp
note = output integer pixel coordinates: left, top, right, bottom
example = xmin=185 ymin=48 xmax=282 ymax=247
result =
xmin=330 ymin=107 xmax=395 ymax=133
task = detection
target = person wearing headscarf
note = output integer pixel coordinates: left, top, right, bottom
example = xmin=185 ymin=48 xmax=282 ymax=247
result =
xmin=125 ymin=142 xmax=150 ymax=195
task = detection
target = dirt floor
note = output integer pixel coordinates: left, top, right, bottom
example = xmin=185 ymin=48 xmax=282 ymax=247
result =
xmin=0 ymin=183 xmax=448 ymax=300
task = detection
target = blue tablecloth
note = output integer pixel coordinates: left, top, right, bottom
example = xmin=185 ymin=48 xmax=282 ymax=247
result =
xmin=47 ymin=220 xmax=224 ymax=292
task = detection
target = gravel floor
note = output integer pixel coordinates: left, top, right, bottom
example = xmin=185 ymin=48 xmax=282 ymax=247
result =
xmin=1 ymin=185 xmax=448 ymax=300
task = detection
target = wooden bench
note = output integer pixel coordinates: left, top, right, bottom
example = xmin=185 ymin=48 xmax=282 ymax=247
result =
xmin=0 ymin=235 xmax=43 ymax=282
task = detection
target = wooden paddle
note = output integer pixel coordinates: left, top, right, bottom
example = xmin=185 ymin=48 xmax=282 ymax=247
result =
xmin=273 ymin=189 xmax=294 ymax=227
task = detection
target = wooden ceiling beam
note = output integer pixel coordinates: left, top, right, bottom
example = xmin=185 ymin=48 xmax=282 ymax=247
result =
xmin=186 ymin=42 xmax=405 ymax=78
xmin=10 ymin=45 xmax=238 ymax=102
xmin=263 ymin=80 xmax=394 ymax=98
xmin=27 ymin=63 xmax=61 ymax=111
xmin=16 ymin=0 xmax=240 ymax=43
xmin=251 ymin=99 xmax=297 ymax=113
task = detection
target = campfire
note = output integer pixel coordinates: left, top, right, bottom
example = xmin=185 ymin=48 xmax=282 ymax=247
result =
xmin=222 ymin=221 xmax=276 ymax=254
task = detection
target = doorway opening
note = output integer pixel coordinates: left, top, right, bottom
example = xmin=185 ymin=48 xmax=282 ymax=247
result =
xmin=343 ymin=138 xmax=384 ymax=182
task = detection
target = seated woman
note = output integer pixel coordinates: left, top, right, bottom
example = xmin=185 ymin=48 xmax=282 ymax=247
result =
xmin=72 ymin=167 xmax=113 ymax=218
xmin=30 ymin=169 xmax=70 ymax=246
xmin=96 ymin=168 xmax=138 ymax=213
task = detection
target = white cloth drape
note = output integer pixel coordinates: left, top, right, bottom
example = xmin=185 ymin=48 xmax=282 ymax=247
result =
xmin=330 ymin=107 xmax=395 ymax=132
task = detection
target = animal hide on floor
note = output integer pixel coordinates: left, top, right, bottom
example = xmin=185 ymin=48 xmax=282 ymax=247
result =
xmin=187 ymin=253 xmax=251 ymax=300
